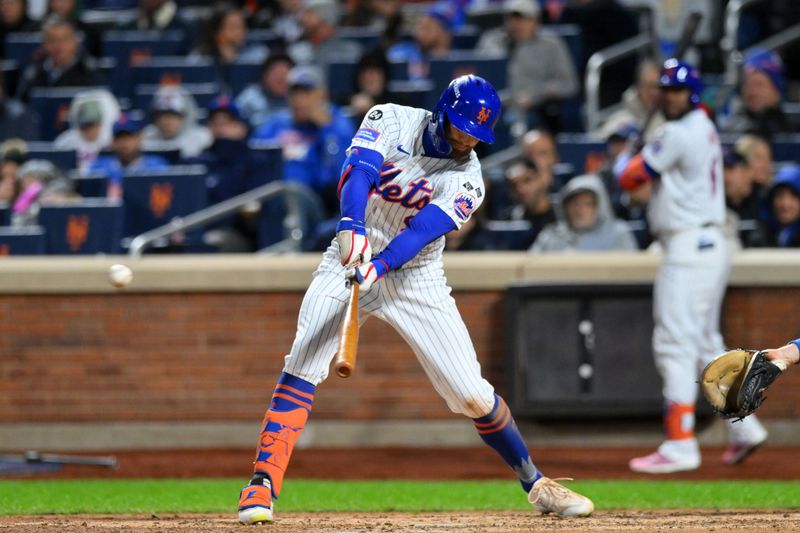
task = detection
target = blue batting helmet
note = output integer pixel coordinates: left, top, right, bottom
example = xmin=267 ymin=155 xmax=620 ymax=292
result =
xmin=659 ymin=58 xmax=703 ymax=106
xmin=434 ymin=75 xmax=501 ymax=145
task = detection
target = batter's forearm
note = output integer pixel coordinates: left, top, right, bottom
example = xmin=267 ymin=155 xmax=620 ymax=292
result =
xmin=374 ymin=204 xmax=456 ymax=273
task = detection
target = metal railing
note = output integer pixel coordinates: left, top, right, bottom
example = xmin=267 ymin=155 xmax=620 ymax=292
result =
xmin=584 ymin=34 xmax=655 ymax=133
xmin=128 ymin=181 xmax=323 ymax=258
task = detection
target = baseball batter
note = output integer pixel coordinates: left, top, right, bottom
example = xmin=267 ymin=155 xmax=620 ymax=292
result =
xmin=620 ymin=59 xmax=768 ymax=473
xmin=237 ymin=75 xmax=594 ymax=524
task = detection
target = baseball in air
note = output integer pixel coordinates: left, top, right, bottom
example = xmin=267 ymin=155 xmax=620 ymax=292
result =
xmin=108 ymin=264 xmax=133 ymax=288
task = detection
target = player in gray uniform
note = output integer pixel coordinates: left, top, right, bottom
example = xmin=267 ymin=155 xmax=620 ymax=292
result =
xmin=237 ymin=75 xmax=594 ymax=524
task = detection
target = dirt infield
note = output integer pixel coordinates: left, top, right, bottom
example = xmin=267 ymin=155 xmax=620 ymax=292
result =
xmin=22 ymin=445 xmax=800 ymax=480
xmin=2 ymin=511 xmax=799 ymax=532
xmin=4 ymin=446 xmax=799 ymax=531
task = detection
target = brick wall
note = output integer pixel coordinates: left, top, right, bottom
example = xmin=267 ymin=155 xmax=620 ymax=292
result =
xmin=0 ymin=288 xmax=797 ymax=423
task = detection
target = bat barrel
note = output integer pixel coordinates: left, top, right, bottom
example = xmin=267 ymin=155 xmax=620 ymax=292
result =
xmin=334 ymin=283 xmax=360 ymax=378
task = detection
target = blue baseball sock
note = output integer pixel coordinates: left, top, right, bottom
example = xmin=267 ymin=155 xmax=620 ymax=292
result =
xmin=473 ymin=394 xmax=542 ymax=493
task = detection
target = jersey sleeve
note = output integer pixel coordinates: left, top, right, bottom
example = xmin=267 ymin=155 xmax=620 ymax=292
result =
xmin=348 ymin=105 xmax=401 ymax=160
xmin=642 ymin=123 xmax=686 ymax=174
xmin=429 ymin=165 xmax=485 ymax=229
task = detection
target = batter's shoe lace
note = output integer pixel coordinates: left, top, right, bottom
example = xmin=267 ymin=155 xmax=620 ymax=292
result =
xmin=238 ymin=475 xmax=273 ymax=524
xmin=528 ymin=476 xmax=594 ymax=517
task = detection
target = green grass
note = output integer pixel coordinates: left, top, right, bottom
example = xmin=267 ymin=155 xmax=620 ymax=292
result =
xmin=1 ymin=479 xmax=799 ymax=515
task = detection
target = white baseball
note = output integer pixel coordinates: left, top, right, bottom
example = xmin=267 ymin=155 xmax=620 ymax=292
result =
xmin=108 ymin=264 xmax=133 ymax=288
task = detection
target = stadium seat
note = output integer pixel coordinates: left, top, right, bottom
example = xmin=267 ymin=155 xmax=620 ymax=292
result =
xmin=387 ymin=79 xmax=435 ymax=110
xmin=29 ymin=86 xmax=107 ymax=142
xmin=72 ymin=173 xmax=108 ymax=197
xmin=128 ymin=57 xmax=217 ymax=101
xmin=228 ymin=60 xmax=261 ymax=96
xmin=141 ymin=148 xmax=183 ymax=165
xmin=133 ymin=82 xmax=220 ymax=112
xmin=556 ymin=134 xmax=607 ymax=174
xmin=0 ymin=226 xmax=46 ymax=255
xmin=426 ymin=53 xmax=507 ymax=108
xmin=4 ymin=33 xmax=42 ymax=70
xmin=248 ymin=141 xmax=283 ymax=185
xmin=453 ymin=25 xmax=481 ymax=50
xmin=258 ymin=182 xmax=325 ymax=252
xmin=389 ymin=60 xmax=408 ymax=82
xmin=121 ymin=165 xmax=208 ymax=237
xmin=546 ymin=25 xmax=583 ymax=74
xmin=26 ymin=142 xmax=78 ymax=172
xmin=336 ymin=27 xmax=381 ymax=49
xmin=1 ymin=59 xmax=19 ymax=98
xmin=771 ymin=134 xmax=800 ymax=163
xmin=38 ymin=199 xmax=123 ymax=254
xmin=328 ymin=61 xmax=358 ymax=104
xmin=101 ymin=30 xmax=187 ymax=68
xmin=245 ymin=29 xmax=284 ymax=49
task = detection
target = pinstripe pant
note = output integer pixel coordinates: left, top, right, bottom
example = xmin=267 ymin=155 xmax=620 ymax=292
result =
xmin=284 ymin=249 xmax=496 ymax=418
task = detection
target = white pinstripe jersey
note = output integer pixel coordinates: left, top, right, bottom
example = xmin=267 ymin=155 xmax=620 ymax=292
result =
xmin=347 ymin=104 xmax=485 ymax=270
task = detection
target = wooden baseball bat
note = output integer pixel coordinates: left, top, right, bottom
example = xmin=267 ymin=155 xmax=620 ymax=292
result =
xmin=633 ymin=11 xmax=703 ymax=152
xmin=334 ymin=282 xmax=360 ymax=378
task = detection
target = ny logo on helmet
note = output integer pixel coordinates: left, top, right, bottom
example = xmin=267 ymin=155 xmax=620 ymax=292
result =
xmin=476 ymin=107 xmax=491 ymax=125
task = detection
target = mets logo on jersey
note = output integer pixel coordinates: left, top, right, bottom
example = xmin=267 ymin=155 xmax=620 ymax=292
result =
xmin=453 ymin=193 xmax=476 ymax=221
xmin=476 ymin=107 xmax=491 ymax=125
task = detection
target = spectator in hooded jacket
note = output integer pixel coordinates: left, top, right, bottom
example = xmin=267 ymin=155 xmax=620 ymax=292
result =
xmin=752 ymin=164 xmax=800 ymax=248
xmin=54 ymin=88 xmax=120 ymax=173
xmin=531 ymin=173 xmax=637 ymax=253
xmin=719 ymin=48 xmax=793 ymax=141
xmin=141 ymin=85 xmax=212 ymax=159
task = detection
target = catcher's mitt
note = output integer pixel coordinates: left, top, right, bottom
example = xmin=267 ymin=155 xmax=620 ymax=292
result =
xmin=701 ymin=349 xmax=788 ymax=419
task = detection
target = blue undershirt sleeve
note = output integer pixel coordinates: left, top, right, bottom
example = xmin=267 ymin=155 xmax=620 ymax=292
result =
xmin=790 ymin=338 xmax=800 ymax=355
xmin=373 ymin=204 xmax=457 ymax=274
xmin=338 ymin=147 xmax=383 ymax=223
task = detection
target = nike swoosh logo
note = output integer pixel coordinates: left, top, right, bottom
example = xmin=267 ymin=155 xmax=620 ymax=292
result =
xmin=397 ymin=145 xmax=410 ymax=155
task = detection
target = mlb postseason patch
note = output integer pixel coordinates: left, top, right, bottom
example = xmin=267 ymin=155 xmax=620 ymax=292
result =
xmin=368 ymin=109 xmax=383 ymax=121
xmin=354 ymin=128 xmax=381 ymax=143
xmin=453 ymin=193 xmax=476 ymax=221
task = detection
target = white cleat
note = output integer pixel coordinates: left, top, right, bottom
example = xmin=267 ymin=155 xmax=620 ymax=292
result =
xmin=629 ymin=451 xmax=701 ymax=474
xmin=238 ymin=506 xmax=273 ymax=525
xmin=528 ymin=476 xmax=594 ymax=517
xmin=237 ymin=478 xmax=274 ymax=525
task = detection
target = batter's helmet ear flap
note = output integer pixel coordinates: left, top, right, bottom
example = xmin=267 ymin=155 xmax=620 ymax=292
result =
xmin=659 ymin=58 xmax=703 ymax=106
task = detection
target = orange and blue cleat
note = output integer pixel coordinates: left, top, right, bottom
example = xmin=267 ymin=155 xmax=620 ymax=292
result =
xmin=238 ymin=476 xmax=273 ymax=524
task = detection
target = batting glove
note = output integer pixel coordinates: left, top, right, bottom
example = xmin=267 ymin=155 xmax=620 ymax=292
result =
xmin=346 ymin=259 xmax=387 ymax=292
xmin=336 ymin=217 xmax=372 ymax=268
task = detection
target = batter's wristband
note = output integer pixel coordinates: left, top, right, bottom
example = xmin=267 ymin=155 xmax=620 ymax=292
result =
xmin=791 ymin=339 xmax=800 ymax=363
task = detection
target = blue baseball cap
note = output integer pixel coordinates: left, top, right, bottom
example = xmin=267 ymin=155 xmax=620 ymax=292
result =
xmin=743 ymin=48 xmax=784 ymax=94
xmin=425 ymin=2 xmax=463 ymax=33
xmin=207 ymin=95 xmax=244 ymax=122
xmin=112 ymin=113 xmax=143 ymax=136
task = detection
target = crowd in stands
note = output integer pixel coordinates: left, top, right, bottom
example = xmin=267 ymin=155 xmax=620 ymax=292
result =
xmin=0 ymin=0 xmax=797 ymax=255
